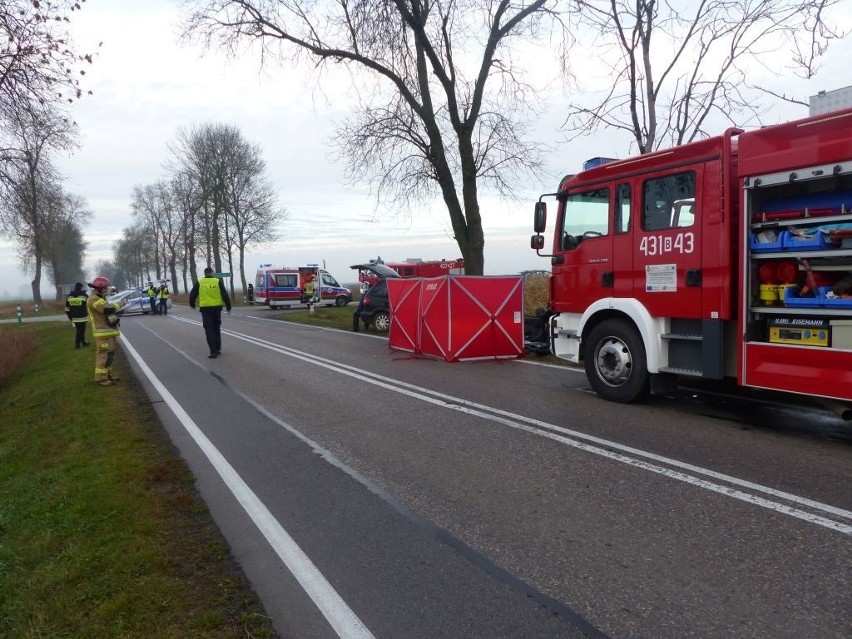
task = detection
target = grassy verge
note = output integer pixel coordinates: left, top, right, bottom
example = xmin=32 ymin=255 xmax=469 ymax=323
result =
xmin=274 ymin=305 xmax=370 ymax=331
xmin=0 ymin=299 xmax=65 ymax=320
xmin=0 ymin=323 xmax=274 ymax=639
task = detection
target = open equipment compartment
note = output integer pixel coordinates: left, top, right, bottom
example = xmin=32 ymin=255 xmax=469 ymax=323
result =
xmin=740 ymin=114 xmax=852 ymax=400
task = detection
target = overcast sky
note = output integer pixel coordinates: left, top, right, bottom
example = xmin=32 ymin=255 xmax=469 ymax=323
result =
xmin=1 ymin=0 xmax=850 ymax=298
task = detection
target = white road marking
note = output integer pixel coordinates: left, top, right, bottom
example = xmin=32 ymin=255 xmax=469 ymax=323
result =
xmin=173 ymin=316 xmax=852 ymax=536
xmin=120 ymin=335 xmax=376 ymax=639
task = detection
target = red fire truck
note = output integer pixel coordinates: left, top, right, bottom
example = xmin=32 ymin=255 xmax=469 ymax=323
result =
xmin=357 ymin=258 xmax=465 ymax=291
xmin=531 ymin=108 xmax=852 ymax=417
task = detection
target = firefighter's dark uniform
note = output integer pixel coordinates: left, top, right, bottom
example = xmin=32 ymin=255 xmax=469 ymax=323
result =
xmin=65 ymin=284 xmax=90 ymax=348
xmin=189 ymin=274 xmax=232 ymax=358
xmin=87 ymin=288 xmax=126 ymax=385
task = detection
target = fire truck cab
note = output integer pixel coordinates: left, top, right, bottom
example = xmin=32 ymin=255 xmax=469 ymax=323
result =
xmin=533 ymin=108 xmax=852 ymax=415
xmin=254 ymin=264 xmax=352 ymax=309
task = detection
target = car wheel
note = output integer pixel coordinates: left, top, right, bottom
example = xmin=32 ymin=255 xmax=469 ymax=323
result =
xmin=373 ymin=310 xmax=391 ymax=332
xmin=583 ymin=319 xmax=649 ymax=403
xmin=335 ymin=295 xmax=350 ymax=307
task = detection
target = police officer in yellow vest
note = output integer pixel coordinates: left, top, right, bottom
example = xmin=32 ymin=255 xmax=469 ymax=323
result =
xmin=157 ymin=281 xmax=170 ymax=315
xmin=189 ymin=267 xmax=232 ymax=358
xmin=146 ymin=281 xmax=158 ymax=314
xmin=86 ymin=276 xmax=127 ymax=386
xmin=65 ymin=282 xmax=90 ymax=348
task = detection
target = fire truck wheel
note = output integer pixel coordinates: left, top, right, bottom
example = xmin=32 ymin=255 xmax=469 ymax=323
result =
xmin=584 ymin=319 xmax=650 ymax=403
xmin=373 ymin=311 xmax=391 ymax=332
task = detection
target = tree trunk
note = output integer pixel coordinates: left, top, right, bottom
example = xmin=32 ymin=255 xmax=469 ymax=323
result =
xmin=169 ymin=259 xmax=179 ymax=295
xmin=238 ymin=245 xmax=247 ymax=299
xmin=30 ymin=255 xmax=43 ymax=306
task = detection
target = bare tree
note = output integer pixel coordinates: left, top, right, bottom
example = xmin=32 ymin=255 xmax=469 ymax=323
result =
xmin=182 ymin=0 xmax=560 ymax=275
xmin=131 ymin=181 xmax=186 ymax=293
xmin=221 ymin=135 xmax=284 ymax=297
xmin=170 ymin=169 xmax=204 ymax=291
xmin=168 ymin=122 xmax=283 ymax=290
xmin=112 ymin=223 xmax=156 ymax=289
xmin=564 ymin=0 xmax=846 ymax=153
xmin=0 ymin=105 xmax=77 ymax=305
xmin=1 ymin=0 xmax=96 ymax=176
xmin=169 ymin=123 xmax=237 ymax=274
xmin=42 ymin=192 xmax=92 ymax=300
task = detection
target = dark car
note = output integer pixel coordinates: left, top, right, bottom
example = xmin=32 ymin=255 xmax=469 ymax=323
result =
xmin=350 ymin=262 xmax=400 ymax=332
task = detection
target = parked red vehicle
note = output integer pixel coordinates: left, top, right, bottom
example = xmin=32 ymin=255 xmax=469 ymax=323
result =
xmin=531 ymin=107 xmax=852 ymax=418
xmin=357 ymin=258 xmax=465 ymax=292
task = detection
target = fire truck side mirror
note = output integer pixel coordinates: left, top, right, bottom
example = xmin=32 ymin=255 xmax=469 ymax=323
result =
xmin=533 ymin=201 xmax=547 ymax=233
xmin=530 ymin=234 xmax=546 ymax=251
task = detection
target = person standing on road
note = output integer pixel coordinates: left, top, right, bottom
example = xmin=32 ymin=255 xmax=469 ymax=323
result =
xmin=189 ymin=267 xmax=232 ymax=359
xmin=146 ymin=281 xmax=158 ymax=314
xmin=157 ymin=281 xmax=170 ymax=315
xmin=65 ymin=282 xmax=90 ymax=348
xmin=352 ymin=294 xmax=365 ymax=332
xmin=86 ymin=276 xmax=127 ymax=386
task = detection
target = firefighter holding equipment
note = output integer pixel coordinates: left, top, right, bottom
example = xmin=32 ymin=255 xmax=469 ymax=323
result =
xmin=86 ymin=276 xmax=127 ymax=386
xmin=65 ymin=282 xmax=90 ymax=348
xmin=189 ymin=267 xmax=232 ymax=359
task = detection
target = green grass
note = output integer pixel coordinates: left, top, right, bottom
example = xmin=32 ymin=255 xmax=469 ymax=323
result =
xmin=0 ymin=323 xmax=274 ymax=639
xmin=0 ymin=300 xmax=65 ymax=320
xmin=274 ymin=305 xmax=385 ymax=332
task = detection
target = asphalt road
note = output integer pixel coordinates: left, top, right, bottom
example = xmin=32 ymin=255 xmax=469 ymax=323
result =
xmin=109 ymin=304 xmax=851 ymax=639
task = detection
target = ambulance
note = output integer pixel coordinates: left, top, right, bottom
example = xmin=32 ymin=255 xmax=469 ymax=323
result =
xmin=253 ymin=264 xmax=352 ymax=308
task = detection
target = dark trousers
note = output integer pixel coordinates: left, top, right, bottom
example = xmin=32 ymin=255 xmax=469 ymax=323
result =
xmin=352 ymin=297 xmax=365 ymax=331
xmin=149 ymin=297 xmax=157 ymax=313
xmin=74 ymin=321 xmax=88 ymax=347
xmin=201 ymin=308 xmax=222 ymax=354
xmin=158 ymin=298 xmax=168 ymax=315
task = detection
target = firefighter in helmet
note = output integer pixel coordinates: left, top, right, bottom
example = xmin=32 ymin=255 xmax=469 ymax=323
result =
xmin=86 ymin=276 xmax=127 ymax=386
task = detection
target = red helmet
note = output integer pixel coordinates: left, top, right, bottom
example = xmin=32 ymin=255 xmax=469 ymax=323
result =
xmin=89 ymin=276 xmax=111 ymax=289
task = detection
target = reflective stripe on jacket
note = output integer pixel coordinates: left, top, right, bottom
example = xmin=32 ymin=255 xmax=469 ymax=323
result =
xmin=87 ymin=293 xmax=122 ymax=337
xmin=65 ymin=293 xmax=88 ymax=322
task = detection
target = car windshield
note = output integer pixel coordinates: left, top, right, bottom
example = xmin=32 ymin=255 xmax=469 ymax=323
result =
xmin=109 ymin=290 xmax=140 ymax=302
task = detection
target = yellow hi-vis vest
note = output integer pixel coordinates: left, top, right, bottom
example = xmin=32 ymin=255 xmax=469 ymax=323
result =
xmin=198 ymin=277 xmax=223 ymax=308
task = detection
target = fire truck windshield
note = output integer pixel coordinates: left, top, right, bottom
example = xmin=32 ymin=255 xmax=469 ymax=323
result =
xmin=560 ymin=187 xmax=610 ymax=250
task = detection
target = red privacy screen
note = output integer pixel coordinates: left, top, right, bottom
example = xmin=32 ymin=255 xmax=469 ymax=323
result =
xmin=387 ymin=275 xmax=524 ymax=362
